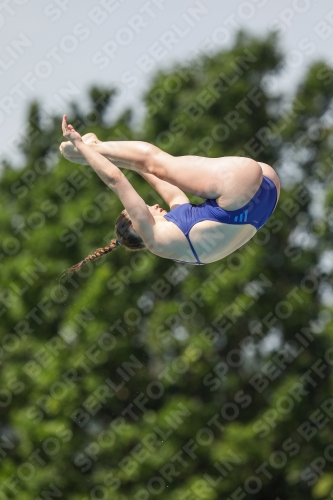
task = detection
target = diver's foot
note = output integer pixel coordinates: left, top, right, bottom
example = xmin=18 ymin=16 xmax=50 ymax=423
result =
xmin=59 ymin=132 xmax=100 ymax=158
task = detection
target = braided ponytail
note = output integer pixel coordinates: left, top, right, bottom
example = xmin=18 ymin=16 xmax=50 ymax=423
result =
xmin=61 ymin=210 xmax=145 ymax=278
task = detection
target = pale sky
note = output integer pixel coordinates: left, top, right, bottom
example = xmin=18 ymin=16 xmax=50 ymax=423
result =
xmin=1 ymin=0 xmax=333 ymax=165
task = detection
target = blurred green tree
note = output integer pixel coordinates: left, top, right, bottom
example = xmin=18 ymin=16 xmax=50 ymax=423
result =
xmin=0 ymin=32 xmax=333 ymax=500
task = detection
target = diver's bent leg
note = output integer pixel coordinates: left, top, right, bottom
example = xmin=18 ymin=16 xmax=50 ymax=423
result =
xmin=61 ymin=138 xmax=224 ymax=198
xmin=60 ymin=137 xmax=263 ymax=203
xmin=60 ymin=137 xmax=159 ymax=172
xmin=88 ymin=142 xmax=223 ymax=198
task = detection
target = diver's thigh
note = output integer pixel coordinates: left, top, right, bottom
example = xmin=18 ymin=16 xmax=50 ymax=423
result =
xmin=214 ymin=157 xmax=263 ymax=210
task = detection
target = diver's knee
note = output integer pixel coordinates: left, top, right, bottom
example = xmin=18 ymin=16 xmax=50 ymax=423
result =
xmin=135 ymin=142 xmax=157 ymax=173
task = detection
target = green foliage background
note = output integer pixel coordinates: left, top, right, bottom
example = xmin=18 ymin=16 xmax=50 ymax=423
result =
xmin=1 ymin=33 xmax=333 ymax=499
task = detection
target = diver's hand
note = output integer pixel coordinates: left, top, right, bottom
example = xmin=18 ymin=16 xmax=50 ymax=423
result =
xmin=60 ymin=132 xmax=100 ymax=163
xmin=62 ymin=115 xmax=82 ymax=146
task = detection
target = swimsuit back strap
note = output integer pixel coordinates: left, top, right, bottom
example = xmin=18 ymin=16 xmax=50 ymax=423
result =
xmin=185 ymin=234 xmax=203 ymax=264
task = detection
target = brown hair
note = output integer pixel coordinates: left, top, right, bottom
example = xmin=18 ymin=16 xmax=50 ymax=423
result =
xmin=62 ymin=210 xmax=145 ymax=276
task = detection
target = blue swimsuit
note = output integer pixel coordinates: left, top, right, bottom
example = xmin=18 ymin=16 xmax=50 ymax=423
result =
xmin=163 ymin=175 xmax=278 ymax=265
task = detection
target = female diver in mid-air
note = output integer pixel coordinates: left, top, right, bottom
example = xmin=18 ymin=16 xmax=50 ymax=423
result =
xmin=60 ymin=115 xmax=280 ymax=273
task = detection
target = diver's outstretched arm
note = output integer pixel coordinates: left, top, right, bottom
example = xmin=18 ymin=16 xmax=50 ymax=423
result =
xmin=61 ymin=116 xmax=156 ymax=245
xmin=61 ymin=117 xmax=121 ymax=189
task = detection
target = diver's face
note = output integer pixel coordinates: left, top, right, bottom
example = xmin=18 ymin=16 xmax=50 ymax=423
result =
xmin=147 ymin=204 xmax=168 ymax=216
